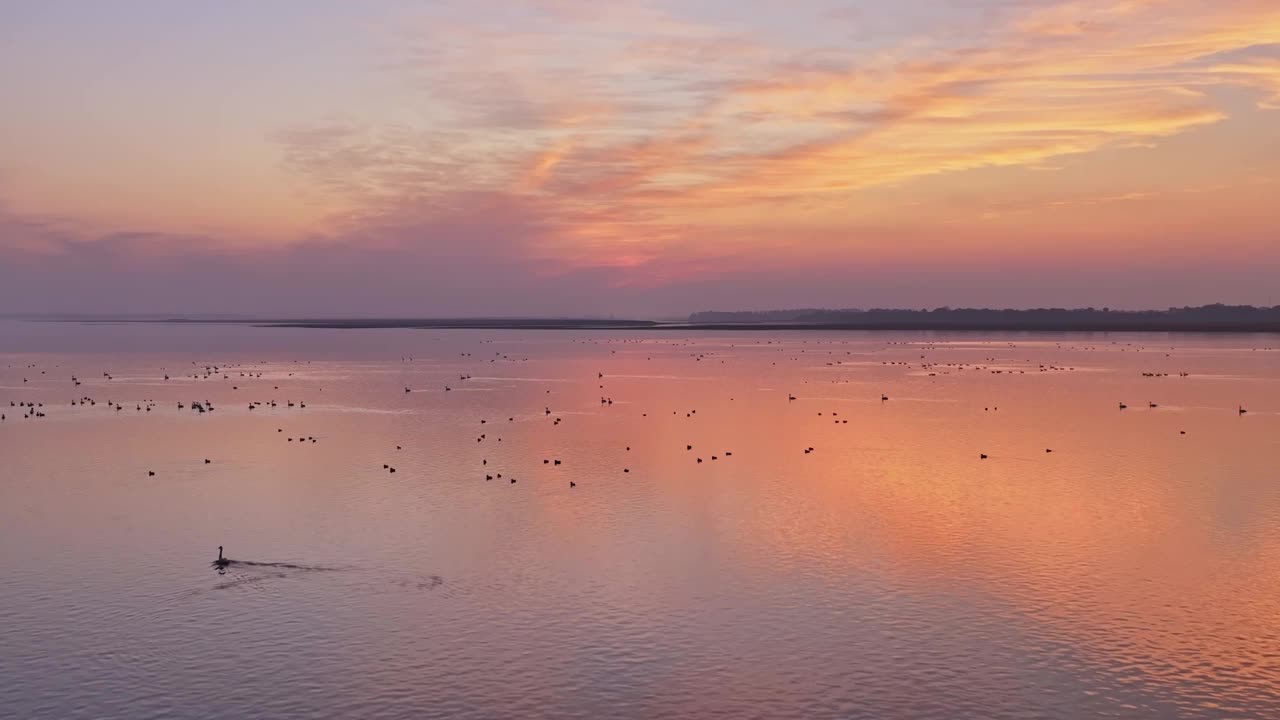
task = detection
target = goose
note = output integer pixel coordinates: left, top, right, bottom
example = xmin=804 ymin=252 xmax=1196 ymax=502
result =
xmin=213 ymin=546 xmax=230 ymax=569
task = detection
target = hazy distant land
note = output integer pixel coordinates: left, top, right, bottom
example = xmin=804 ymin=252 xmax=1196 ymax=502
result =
xmin=23 ymin=304 xmax=1280 ymax=332
xmin=681 ymin=305 xmax=1280 ymax=332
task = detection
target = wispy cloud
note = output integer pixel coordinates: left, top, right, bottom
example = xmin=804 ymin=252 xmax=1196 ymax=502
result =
xmin=265 ymin=0 xmax=1278 ymax=265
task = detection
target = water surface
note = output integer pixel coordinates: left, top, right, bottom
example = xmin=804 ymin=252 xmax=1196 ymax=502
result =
xmin=2 ymin=321 xmax=1279 ymax=719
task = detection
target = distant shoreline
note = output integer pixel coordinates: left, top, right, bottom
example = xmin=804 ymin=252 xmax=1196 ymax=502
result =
xmin=264 ymin=321 xmax=1280 ymax=332
xmin=32 ymin=317 xmax=1280 ymax=333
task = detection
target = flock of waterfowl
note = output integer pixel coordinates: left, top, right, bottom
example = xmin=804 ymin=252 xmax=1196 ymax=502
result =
xmin=2 ymin=340 xmax=1266 ymax=461
xmin=2 ymin=336 xmax=1273 ymax=573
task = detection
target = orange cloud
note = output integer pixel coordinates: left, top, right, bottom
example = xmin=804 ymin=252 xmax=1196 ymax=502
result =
xmin=341 ymin=0 xmax=1280 ymax=277
xmin=18 ymin=0 xmax=1274 ymax=287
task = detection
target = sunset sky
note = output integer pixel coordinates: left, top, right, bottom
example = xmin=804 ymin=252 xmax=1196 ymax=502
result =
xmin=2 ymin=0 xmax=1278 ymax=316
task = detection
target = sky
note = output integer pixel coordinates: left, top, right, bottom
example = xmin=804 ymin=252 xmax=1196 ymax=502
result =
xmin=1 ymin=0 xmax=1278 ymax=317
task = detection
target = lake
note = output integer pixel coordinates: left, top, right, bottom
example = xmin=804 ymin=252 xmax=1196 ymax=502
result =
xmin=2 ymin=320 xmax=1278 ymax=719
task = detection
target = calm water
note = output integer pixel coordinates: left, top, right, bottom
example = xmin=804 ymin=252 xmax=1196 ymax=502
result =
xmin=2 ymin=320 xmax=1279 ymax=719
